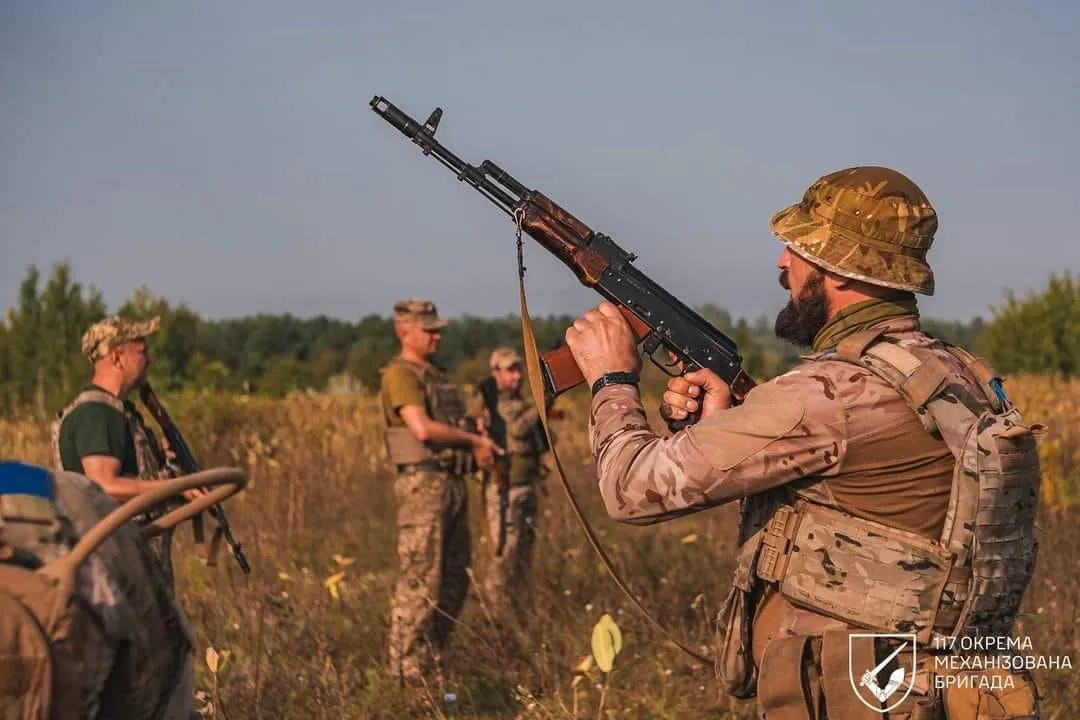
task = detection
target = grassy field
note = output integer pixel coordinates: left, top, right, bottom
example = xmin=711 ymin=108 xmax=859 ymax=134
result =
xmin=2 ymin=376 xmax=1079 ymax=719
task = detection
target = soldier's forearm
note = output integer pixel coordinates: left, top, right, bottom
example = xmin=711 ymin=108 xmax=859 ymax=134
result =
xmin=419 ymin=419 xmax=482 ymax=449
xmin=88 ymin=473 xmax=152 ymax=503
xmin=588 ymin=386 xmax=721 ymax=525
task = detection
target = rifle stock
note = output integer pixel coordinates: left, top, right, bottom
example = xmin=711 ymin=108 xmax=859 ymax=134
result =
xmin=138 ymin=383 xmax=252 ymax=574
xmin=371 ymin=96 xmax=756 ymax=425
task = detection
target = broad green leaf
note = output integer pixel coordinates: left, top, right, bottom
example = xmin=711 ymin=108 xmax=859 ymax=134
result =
xmin=591 ymin=614 xmax=622 ymax=673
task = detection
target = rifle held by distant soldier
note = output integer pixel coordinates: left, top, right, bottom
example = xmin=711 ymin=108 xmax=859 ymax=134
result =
xmin=139 ymin=383 xmax=252 ymax=574
xmin=478 ymin=375 xmax=510 ymax=556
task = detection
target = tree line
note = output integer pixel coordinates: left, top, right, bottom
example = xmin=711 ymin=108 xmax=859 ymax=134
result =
xmin=2 ymin=262 xmax=1073 ymax=416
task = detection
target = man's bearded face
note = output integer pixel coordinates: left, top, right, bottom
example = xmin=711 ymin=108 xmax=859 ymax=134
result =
xmin=774 ymin=267 xmax=830 ymax=347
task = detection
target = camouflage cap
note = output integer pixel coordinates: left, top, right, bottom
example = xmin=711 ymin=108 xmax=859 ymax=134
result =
xmin=392 ymin=298 xmax=448 ymax=330
xmin=768 ymin=166 xmax=938 ymax=295
xmin=489 ymin=347 xmax=523 ymax=370
xmin=81 ymin=315 xmax=161 ymax=362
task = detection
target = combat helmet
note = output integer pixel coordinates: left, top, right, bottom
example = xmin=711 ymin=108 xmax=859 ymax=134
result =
xmin=769 ymin=166 xmax=938 ymax=295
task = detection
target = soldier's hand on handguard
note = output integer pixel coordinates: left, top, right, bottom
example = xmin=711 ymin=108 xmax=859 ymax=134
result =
xmin=471 ymin=435 xmax=504 ymax=470
xmin=661 ymin=368 xmax=732 ymax=423
xmin=181 ymin=486 xmax=208 ymax=502
xmin=160 ymin=437 xmax=178 ymax=463
xmin=564 ymin=301 xmax=643 ymax=387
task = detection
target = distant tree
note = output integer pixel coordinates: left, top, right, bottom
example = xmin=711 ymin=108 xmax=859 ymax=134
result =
xmin=5 ymin=261 xmax=1064 ymax=409
xmin=117 ymin=286 xmax=204 ymax=390
xmin=921 ymin=316 xmax=987 ymax=349
xmin=978 ymin=273 xmax=1080 ymax=376
xmin=0 ymin=262 xmax=106 ymax=414
xmin=259 ymin=356 xmax=315 ymax=396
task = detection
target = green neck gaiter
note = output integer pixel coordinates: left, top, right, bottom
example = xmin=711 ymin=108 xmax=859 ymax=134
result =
xmin=812 ymin=295 xmax=919 ymax=353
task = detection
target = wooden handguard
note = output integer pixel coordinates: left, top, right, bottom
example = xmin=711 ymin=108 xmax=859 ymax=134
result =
xmin=541 ymin=307 xmax=654 ymax=396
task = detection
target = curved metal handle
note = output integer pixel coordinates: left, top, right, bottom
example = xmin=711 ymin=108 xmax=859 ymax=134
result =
xmin=40 ymin=467 xmax=247 ymax=581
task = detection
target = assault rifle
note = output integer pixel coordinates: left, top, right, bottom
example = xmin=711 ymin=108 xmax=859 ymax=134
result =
xmin=370 ymin=96 xmax=756 ymax=419
xmin=139 ymin=383 xmax=252 ymax=575
xmin=478 ymin=376 xmax=510 ymax=556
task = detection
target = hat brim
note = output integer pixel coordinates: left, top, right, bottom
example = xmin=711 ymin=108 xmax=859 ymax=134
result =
xmin=768 ymin=203 xmax=934 ymax=296
xmin=419 ymin=318 xmax=448 ymax=330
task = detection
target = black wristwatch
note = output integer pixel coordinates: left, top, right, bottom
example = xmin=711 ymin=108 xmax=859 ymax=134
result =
xmin=591 ymin=371 xmax=641 ymax=395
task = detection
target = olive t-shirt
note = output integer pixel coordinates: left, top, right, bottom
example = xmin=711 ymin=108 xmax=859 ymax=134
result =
xmin=57 ymin=386 xmax=140 ymax=476
xmin=380 ymin=361 xmax=432 ymax=427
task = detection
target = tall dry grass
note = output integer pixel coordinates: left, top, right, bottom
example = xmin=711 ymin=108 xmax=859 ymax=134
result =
xmin=2 ymin=376 xmax=1078 ymax=718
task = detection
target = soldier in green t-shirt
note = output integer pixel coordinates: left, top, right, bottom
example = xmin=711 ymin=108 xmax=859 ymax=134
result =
xmin=51 ymin=315 xmax=204 ymax=582
xmin=379 ymin=298 xmax=501 ymax=688
xmin=57 ymin=392 xmax=143 ymax=479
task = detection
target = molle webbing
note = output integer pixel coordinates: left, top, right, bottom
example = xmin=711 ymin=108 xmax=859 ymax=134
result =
xmin=379 ymin=360 xmax=473 ymax=473
xmin=818 ymin=333 xmax=1042 ymax=641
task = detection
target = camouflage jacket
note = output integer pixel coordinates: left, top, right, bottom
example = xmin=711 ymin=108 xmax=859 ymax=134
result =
xmin=588 ymin=317 xmax=984 ymax=538
xmin=495 ymin=389 xmax=547 ymax=457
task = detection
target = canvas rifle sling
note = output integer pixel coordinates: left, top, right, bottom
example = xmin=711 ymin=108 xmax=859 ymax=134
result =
xmin=512 ymin=208 xmax=712 ymax=667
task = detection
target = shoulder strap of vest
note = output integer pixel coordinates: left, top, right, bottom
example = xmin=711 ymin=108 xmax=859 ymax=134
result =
xmin=51 ymin=389 xmax=128 ymax=469
xmin=818 ymin=336 xmax=999 ymax=556
xmin=383 ymin=356 xmax=426 ymax=377
xmin=61 ymin=388 xmax=126 ymax=416
xmin=940 ymin=345 xmax=1006 ymax=412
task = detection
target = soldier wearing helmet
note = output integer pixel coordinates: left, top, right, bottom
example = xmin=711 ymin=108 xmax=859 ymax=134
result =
xmin=563 ymin=167 xmax=1042 ymax=718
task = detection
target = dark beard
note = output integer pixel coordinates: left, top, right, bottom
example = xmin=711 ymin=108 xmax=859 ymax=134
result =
xmin=774 ymin=271 xmax=830 ymax=347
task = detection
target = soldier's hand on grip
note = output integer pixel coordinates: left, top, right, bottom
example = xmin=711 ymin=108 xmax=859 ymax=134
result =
xmin=661 ymin=368 xmax=732 ymax=423
xmin=471 ymin=435 xmax=504 ymax=470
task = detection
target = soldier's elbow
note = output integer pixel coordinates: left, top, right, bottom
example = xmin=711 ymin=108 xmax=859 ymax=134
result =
xmin=599 ymin=492 xmax=641 ymax=524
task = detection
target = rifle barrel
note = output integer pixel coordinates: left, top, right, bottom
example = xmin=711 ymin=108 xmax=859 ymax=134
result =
xmin=370 ymin=96 xmax=521 ymax=214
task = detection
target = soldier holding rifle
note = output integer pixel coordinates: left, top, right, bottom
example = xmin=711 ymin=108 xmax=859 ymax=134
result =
xmin=476 ymin=347 xmax=550 ymax=626
xmin=52 ymin=315 xmax=210 ymax=583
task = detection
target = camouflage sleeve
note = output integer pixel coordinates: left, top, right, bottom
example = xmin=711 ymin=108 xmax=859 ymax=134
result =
xmin=588 ymin=367 xmax=847 ymax=525
xmin=462 ymin=384 xmax=487 ymax=422
xmin=502 ymin=400 xmax=541 ymax=442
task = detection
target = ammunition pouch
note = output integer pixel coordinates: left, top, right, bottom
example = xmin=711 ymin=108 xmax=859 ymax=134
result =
xmin=756 ymin=501 xmax=955 ymax=642
xmin=941 ymin=667 xmax=1040 ymax=719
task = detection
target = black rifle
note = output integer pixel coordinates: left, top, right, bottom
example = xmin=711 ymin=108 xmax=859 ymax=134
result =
xmin=370 ymin=96 xmax=756 ymax=424
xmin=139 ymin=383 xmax=252 ymax=575
xmin=478 ymin=376 xmax=510 ymax=556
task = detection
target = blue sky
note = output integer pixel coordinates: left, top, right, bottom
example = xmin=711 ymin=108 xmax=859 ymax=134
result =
xmin=2 ymin=1 xmax=1078 ymax=323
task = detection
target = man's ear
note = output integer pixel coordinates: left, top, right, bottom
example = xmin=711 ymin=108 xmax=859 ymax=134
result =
xmin=824 ymin=270 xmax=856 ymax=292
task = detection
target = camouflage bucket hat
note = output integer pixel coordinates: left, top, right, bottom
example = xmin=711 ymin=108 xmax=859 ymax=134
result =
xmin=81 ymin=316 xmax=161 ymax=362
xmin=768 ymin=166 xmax=938 ymax=295
xmin=392 ymin=298 xmax=448 ymax=330
xmin=489 ymin=347 xmax=523 ymax=370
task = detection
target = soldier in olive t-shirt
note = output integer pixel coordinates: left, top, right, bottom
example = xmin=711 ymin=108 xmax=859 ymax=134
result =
xmin=57 ymin=385 xmax=142 ymax=476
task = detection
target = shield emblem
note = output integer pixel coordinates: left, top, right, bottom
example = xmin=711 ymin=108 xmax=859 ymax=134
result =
xmin=848 ymin=633 xmax=917 ymax=714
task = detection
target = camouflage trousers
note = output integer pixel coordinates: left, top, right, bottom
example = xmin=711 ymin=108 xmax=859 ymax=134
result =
xmin=388 ymin=469 xmax=471 ymax=683
xmin=481 ymin=479 xmax=537 ymax=624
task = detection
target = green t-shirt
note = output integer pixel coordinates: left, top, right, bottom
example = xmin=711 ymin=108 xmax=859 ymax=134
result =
xmin=57 ymin=386 xmax=140 ymax=476
xmin=380 ymin=361 xmax=430 ymax=427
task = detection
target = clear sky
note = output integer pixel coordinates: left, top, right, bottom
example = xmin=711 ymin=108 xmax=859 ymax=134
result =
xmin=2 ymin=1 xmax=1078 ymax=324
